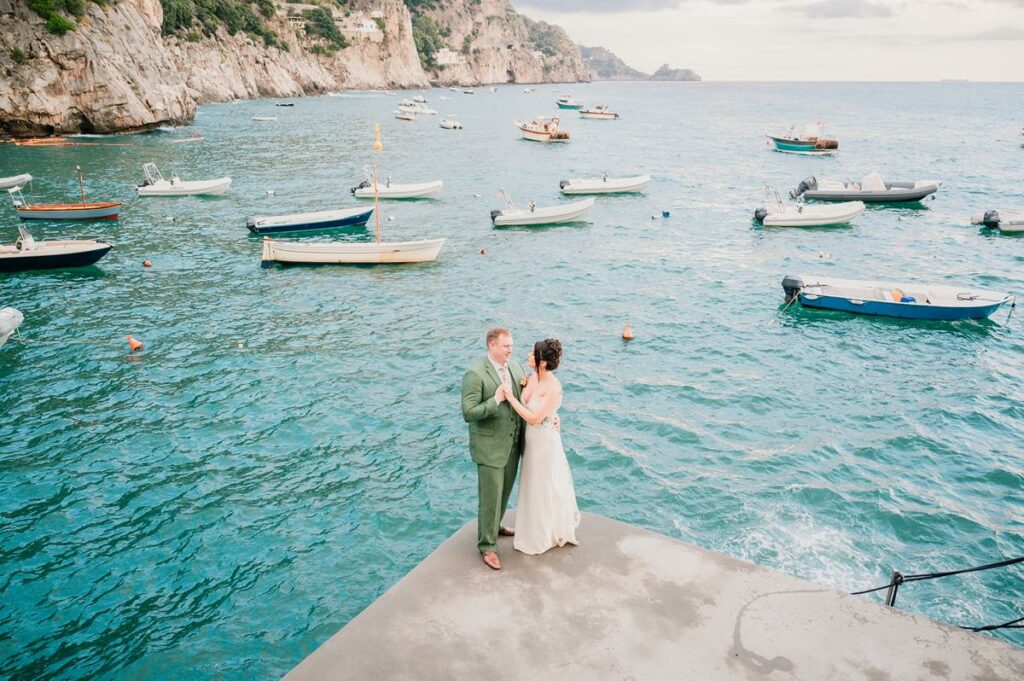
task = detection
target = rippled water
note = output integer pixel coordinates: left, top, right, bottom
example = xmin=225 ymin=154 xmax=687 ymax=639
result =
xmin=1 ymin=82 xmax=1022 ymax=679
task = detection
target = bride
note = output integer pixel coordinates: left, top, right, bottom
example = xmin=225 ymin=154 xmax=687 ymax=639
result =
xmin=497 ymin=338 xmax=580 ymax=555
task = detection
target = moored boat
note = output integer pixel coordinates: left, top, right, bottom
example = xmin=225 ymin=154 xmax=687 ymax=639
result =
xmin=755 ymin=187 xmax=863 ymax=227
xmin=782 ymin=274 xmax=1013 ymax=321
xmin=8 ymin=167 xmax=121 ymax=220
xmin=560 ymin=174 xmax=650 ymax=195
xmin=766 ymin=122 xmax=838 ymax=155
xmin=439 ymin=115 xmax=463 ymax=130
xmin=260 ymin=237 xmax=445 ymax=266
xmin=251 ymin=116 xmax=276 ymax=121
xmin=791 ymin=173 xmax=941 ymax=203
xmin=137 ymin=163 xmax=231 ymax=197
xmin=578 ymin=105 xmax=619 ymax=120
xmin=397 ymin=100 xmax=437 ymax=115
xmin=351 ymin=167 xmax=443 ymax=199
xmin=515 ymin=116 xmax=569 ymax=143
xmin=0 ymin=307 xmax=23 ymax=348
xmin=395 ymin=110 xmax=416 ymax=121
xmin=972 ymin=209 xmax=1024 ymax=233
xmin=491 ymin=191 xmax=595 ymax=227
xmin=556 ymin=94 xmax=583 ymax=110
xmin=0 ymin=174 xmax=31 ymax=190
xmin=0 ymin=225 xmax=112 ymax=272
xmin=247 ymin=206 xmax=374 ymax=234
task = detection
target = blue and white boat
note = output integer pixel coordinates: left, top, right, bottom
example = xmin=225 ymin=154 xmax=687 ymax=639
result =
xmin=782 ymin=274 xmax=1013 ymax=321
xmin=247 ymin=206 xmax=374 ymax=235
xmin=766 ymin=122 xmax=838 ymax=155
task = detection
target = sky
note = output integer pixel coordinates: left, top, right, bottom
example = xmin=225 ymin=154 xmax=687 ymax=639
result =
xmin=514 ymin=0 xmax=1024 ymax=81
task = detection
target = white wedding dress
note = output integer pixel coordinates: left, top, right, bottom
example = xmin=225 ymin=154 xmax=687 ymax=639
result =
xmin=514 ymin=388 xmax=581 ymax=555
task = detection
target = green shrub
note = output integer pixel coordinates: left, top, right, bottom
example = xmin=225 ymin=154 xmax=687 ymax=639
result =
xmin=45 ymin=14 xmax=76 ymax=33
xmin=373 ymin=16 xmax=384 ymax=32
xmin=185 ymin=29 xmax=201 ymax=41
xmin=411 ymin=14 xmax=442 ymax=68
xmin=10 ymin=47 xmax=27 ymax=64
xmin=303 ymin=7 xmax=347 ymax=49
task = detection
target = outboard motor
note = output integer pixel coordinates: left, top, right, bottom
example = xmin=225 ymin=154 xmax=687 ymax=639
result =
xmin=753 ymin=207 xmax=768 ymax=223
xmin=782 ymin=274 xmax=804 ymax=303
xmin=559 ymin=179 xmax=570 ymax=190
xmin=790 ymin=176 xmax=817 ymax=199
xmin=350 ymin=180 xmax=370 ymax=194
xmin=971 ymin=210 xmax=1001 ymax=228
xmin=490 ymin=209 xmax=502 ymax=222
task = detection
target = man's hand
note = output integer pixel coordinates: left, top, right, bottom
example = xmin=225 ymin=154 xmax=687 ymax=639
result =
xmin=552 ymin=414 xmax=561 ymax=431
xmin=494 ymin=385 xmax=507 ymax=404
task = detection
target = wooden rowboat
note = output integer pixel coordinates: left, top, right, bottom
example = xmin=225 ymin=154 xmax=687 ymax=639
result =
xmin=8 ymin=166 xmax=121 ymax=220
xmin=261 ymin=237 xmax=445 ymax=266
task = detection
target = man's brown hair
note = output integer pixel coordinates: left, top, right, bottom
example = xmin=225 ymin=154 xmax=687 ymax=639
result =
xmin=486 ymin=327 xmax=510 ymax=345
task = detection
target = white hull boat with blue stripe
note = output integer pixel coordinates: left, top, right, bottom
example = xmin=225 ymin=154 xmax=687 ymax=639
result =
xmin=782 ymin=274 xmax=1013 ymax=321
xmin=247 ymin=206 xmax=374 ymax=234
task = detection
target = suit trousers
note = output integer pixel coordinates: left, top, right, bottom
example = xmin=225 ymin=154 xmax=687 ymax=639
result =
xmin=477 ymin=449 xmax=520 ymax=553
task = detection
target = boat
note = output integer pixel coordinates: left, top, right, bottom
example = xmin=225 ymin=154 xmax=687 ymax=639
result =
xmin=413 ymin=95 xmax=427 ymax=103
xmin=260 ymin=237 xmax=445 ymax=266
xmin=439 ymin=115 xmax=463 ymax=130
xmin=351 ymin=167 xmax=443 ymax=199
xmin=782 ymin=274 xmax=1013 ymax=321
xmin=0 ymin=307 xmax=23 ymax=348
xmin=394 ymin=111 xmax=416 ymax=121
xmin=462 ymin=88 xmax=475 ymax=95
xmin=396 ymin=100 xmax=437 ymax=115
xmin=556 ymin=94 xmax=583 ymax=110
xmin=560 ymin=173 xmax=650 ymax=195
xmin=491 ymin=191 xmax=595 ymax=227
xmin=790 ymin=172 xmax=941 ymax=203
xmin=578 ymin=105 xmax=619 ymax=120
xmin=170 ymin=132 xmax=204 ymax=144
xmin=137 ymin=163 xmax=231 ymax=197
xmin=449 ymin=86 xmax=461 ymax=92
xmin=8 ymin=167 xmax=121 ymax=220
xmin=766 ymin=122 xmax=838 ymax=155
xmin=972 ymin=209 xmax=1024 ymax=233
xmin=247 ymin=206 xmax=374 ymax=234
xmin=755 ymin=187 xmax=863 ymax=227
xmin=0 ymin=225 xmax=112 ymax=272
xmin=251 ymin=116 xmax=276 ymax=121
xmin=0 ymin=174 xmax=31 ymax=189
xmin=261 ymin=124 xmax=445 ymax=266
xmin=515 ymin=116 xmax=569 ymax=143
xmin=523 ymin=88 xmax=535 ymax=93
xmin=276 ymin=102 xmax=295 ymax=107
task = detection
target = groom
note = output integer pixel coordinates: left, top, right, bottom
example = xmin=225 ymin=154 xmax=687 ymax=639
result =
xmin=461 ymin=327 xmax=526 ymax=570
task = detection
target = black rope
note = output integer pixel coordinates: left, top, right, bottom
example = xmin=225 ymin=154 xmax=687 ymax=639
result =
xmin=965 ymin=615 xmax=1024 ymax=633
xmin=851 ymin=555 xmax=1024 ymax=596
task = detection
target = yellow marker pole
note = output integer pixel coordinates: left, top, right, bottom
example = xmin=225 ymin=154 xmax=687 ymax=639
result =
xmin=373 ymin=123 xmax=382 ymax=244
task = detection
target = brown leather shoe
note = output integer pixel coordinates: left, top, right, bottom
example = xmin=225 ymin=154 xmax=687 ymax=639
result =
xmin=482 ymin=551 xmax=501 ymax=570
xmin=498 ymin=526 xmax=516 ymax=537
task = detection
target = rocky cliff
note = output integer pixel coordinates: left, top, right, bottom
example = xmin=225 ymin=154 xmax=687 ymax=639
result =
xmin=0 ymin=0 xmax=587 ymax=136
xmin=581 ymin=44 xmax=701 ymax=83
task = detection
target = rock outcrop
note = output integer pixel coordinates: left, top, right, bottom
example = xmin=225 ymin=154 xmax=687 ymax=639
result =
xmin=0 ymin=0 xmax=587 ymax=136
xmin=649 ymin=63 xmax=701 ymax=82
xmin=581 ymin=45 xmax=701 ymax=83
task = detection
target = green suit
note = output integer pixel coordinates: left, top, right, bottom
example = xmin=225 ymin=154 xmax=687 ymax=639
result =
xmin=461 ymin=357 xmax=525 ymax=554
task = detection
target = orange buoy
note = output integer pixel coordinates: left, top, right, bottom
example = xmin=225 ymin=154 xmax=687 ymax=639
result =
xmin=126 ymin=335 xmax=143 ymax=351
xmin=621 ymin=323 xmax=634 ymax=341
xmin=480 ymin=247 xmax=487 ymax=255
xmin=143 ymin=260 xmax=152 ymax=267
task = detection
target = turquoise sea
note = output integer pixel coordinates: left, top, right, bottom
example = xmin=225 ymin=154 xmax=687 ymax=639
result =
xmin=1 ymin=82 xmax=1022 ymax=679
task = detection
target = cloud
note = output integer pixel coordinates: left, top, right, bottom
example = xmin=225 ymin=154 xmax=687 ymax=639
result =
xmin=947 ymin=26 xmax=1024 ymax=40
xmin=798 ymin=0 xmax=895 ymax=18
xmin=513 ymin=0 xmax=757 ymax=13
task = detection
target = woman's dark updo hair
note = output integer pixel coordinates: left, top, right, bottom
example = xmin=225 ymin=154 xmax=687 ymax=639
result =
xmin=533 ymin=338 xmax=562 ymax=372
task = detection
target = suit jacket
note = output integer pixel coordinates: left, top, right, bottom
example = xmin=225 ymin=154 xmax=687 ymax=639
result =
xmin=461 ymin=357 xmax=525 ymax=467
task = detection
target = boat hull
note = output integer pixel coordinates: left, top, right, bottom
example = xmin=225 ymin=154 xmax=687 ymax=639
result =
xmin=138 ymin=178 xmax=232 ymax=197
xmin=804 ymin=184 xmax=938 ymax=203
xmin=767 ymin=136 xmax=838 ymax=155
xmin=797 ymin=293 xmax=1007 ymax=320
xmin=557 ymin=103 xmax=582 ymax=110
xmin=560 ymin=175 xmax=650 ymax=195
xmin=0 ymin=243 xmax=112 ymax=272
xmin=16 ymin=202 xmax=121 ymax=220
xmin=353 ymin=180 xmax=443 ymax=200
xmin=760 ymin=201 xmax=865 ymax=227
xmin=247 ymin=207 xmax=374 ymax=234
xmin=261 ymin=238 xmax=445 ymax=266
xmin=0 ymin=174 xmax=32 ymax=189
xmin=578 ymin=111 xmax=618 ymax=120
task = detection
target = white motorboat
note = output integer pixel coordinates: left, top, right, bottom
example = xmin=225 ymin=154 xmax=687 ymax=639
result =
xmin=579 ymin=105 xmax=619 ymax=120
xmin=462 ymin=88 xmax=475 ymax=95
xmin=397 ymin=100 xmax=437 ymax=115
xmin=972 ymin=209 xmax=1024 ymax=233
xmin=395 ymin=110 xmax=416 ymax=121
xmin=351 ymin=167 xmax=443 ymax=199
xmin=755 ymin=187 xmax=864 ymax=227
xmin=137 ymin=163 xmax=231 ymax=197
xmin=0 ymin=174 xmax=32 ymax=189
xmin=0 ymin=307 xmax=24 ymax=348
xmin=515 ymin=116 xmax=569 ymax=143
xmin=413 ymin=95 xmax=427 ymax=103
xmin=439 ymin=115 xmax=463 ymax=130
xmin=261 ymin=237 xmax=445 ymax=266
xmin=560 ymin=173 xmax=650 ymax=195
xmin=491 ymin=190 xmax=595 ymax=227
xmin=251 ymin=116 xmax=276 ymax=121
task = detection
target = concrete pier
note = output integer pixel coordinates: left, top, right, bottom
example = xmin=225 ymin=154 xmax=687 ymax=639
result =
xmin=286 ymin=513 xmax=1024 ymax=680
